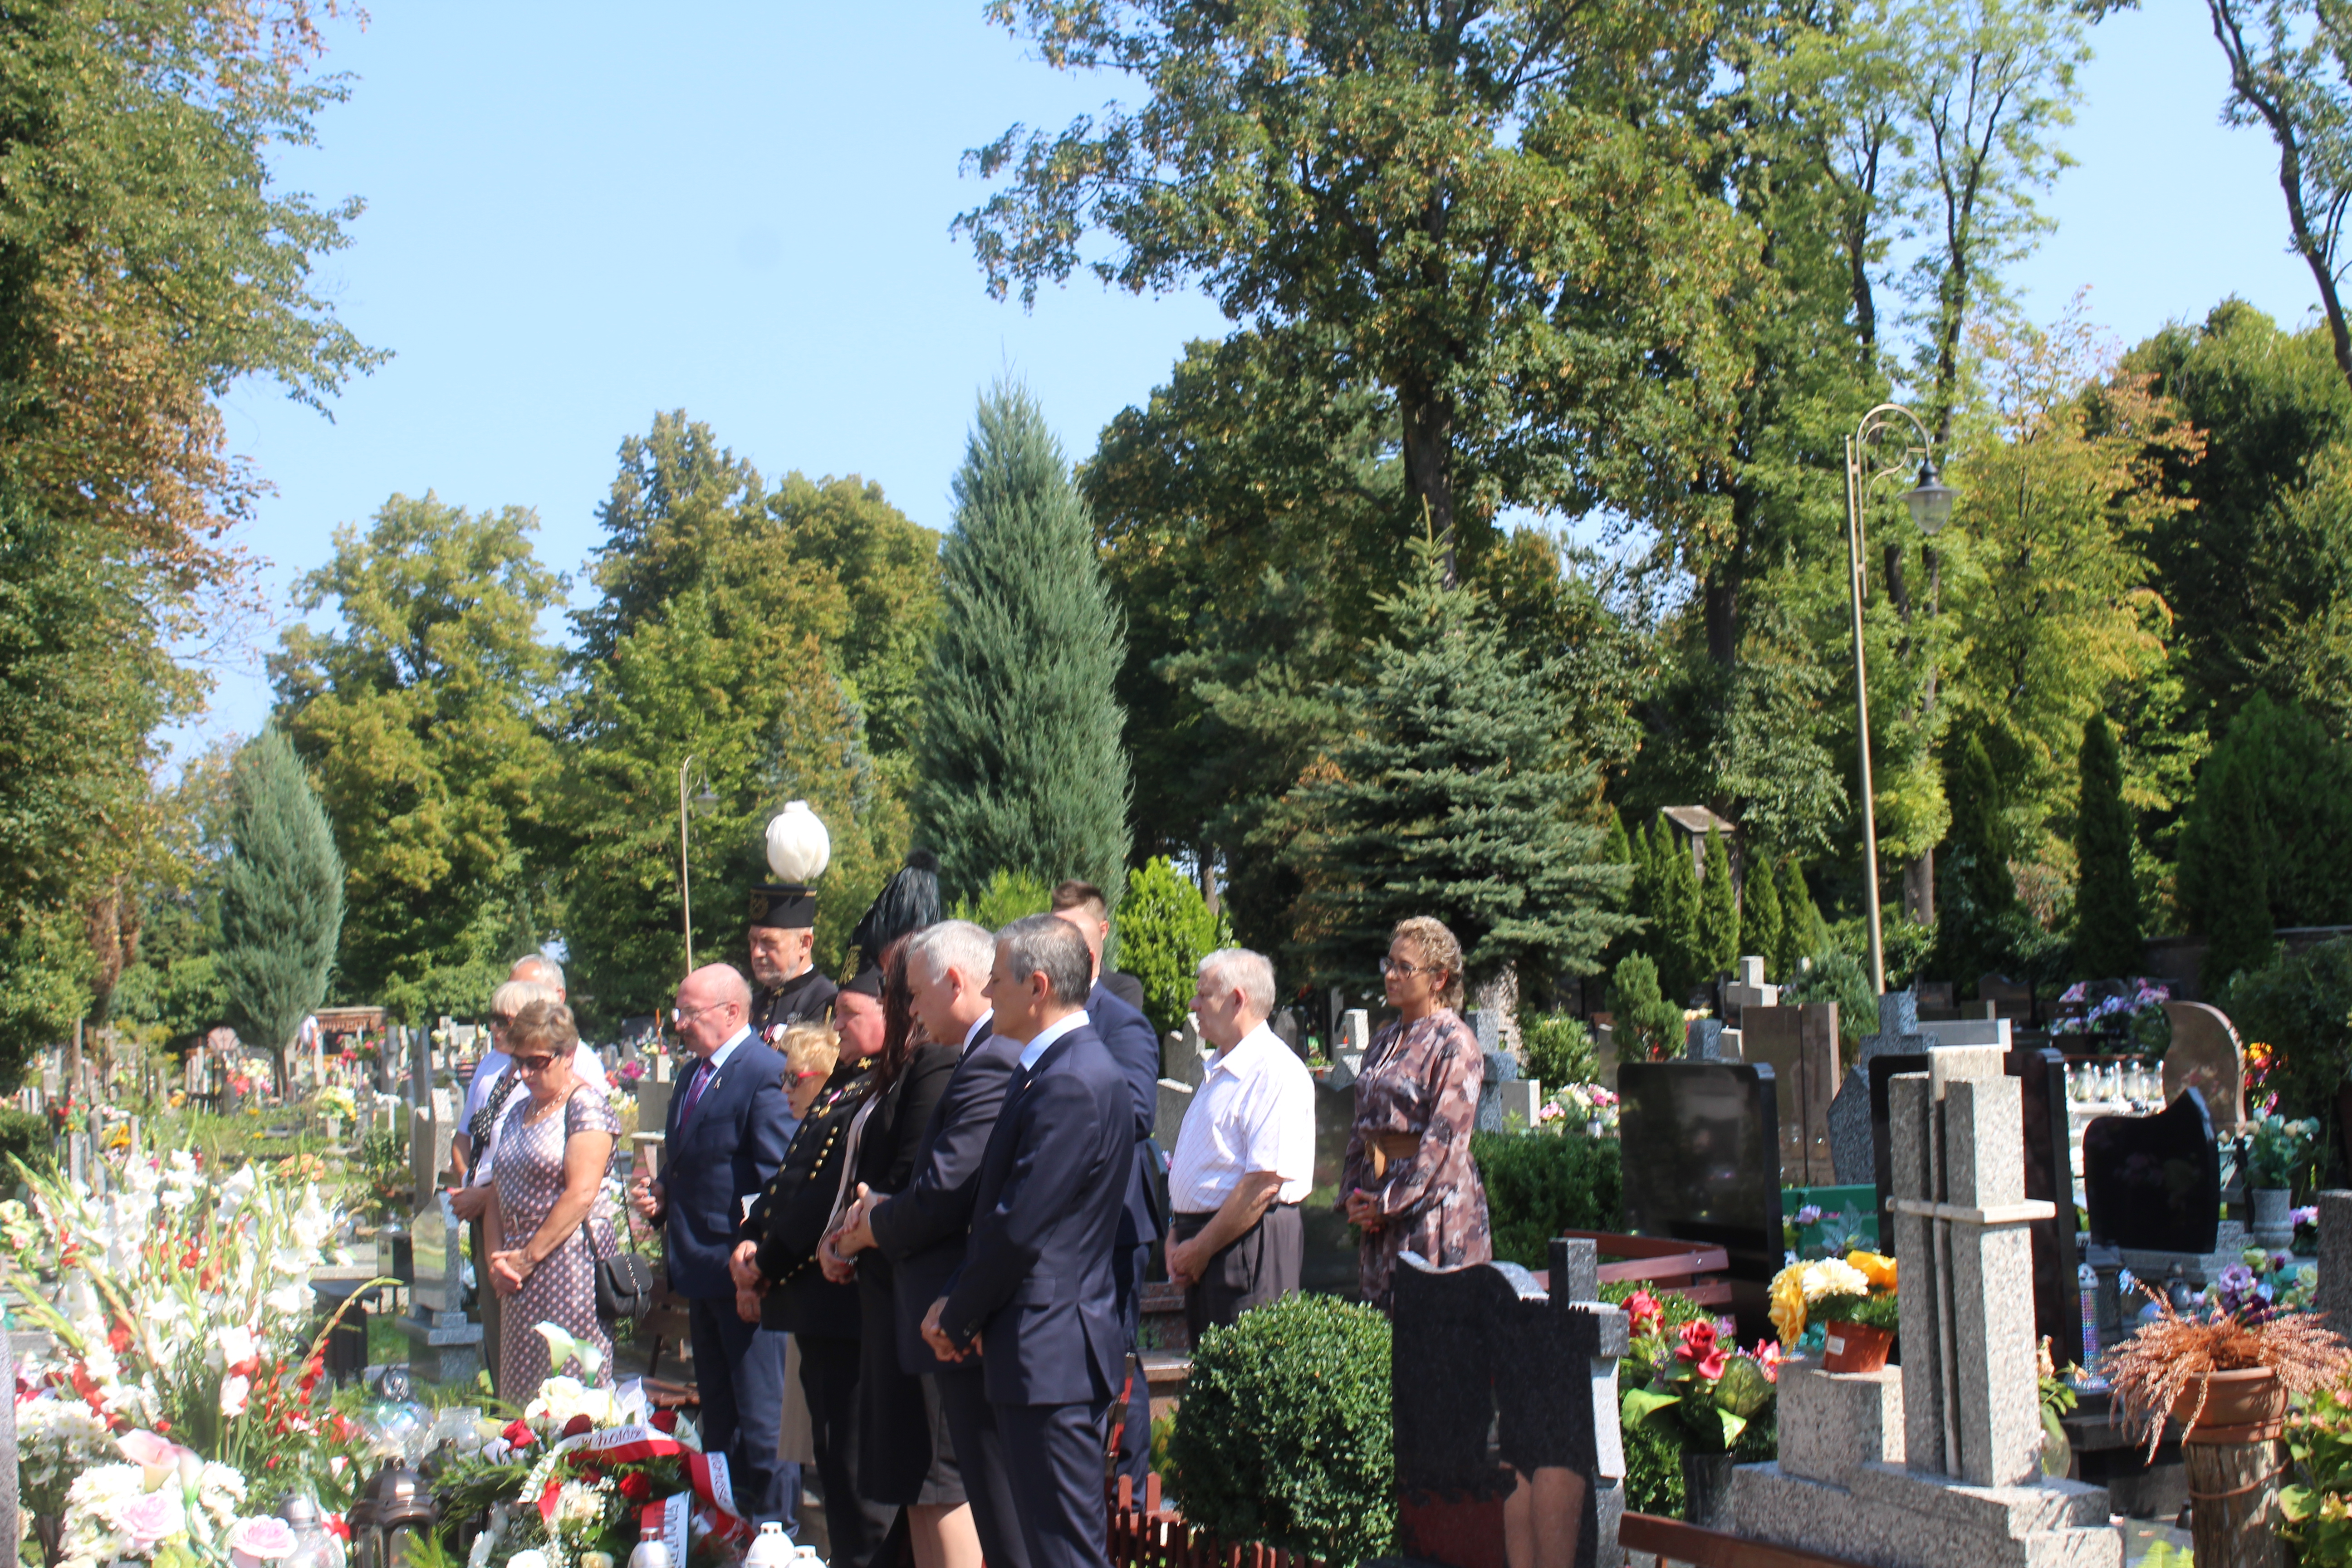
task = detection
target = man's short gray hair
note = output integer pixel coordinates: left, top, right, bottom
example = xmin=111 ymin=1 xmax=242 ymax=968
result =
xmin=998 ymin=913 xmax=1093 ymax=1008
xmin=512 ymin=953 xmax=566 ymax=995
xmin=908 ymin=920 xmax=996 ymax=989
xmin=1199 ymin=947 xmax=1277 ymax=1019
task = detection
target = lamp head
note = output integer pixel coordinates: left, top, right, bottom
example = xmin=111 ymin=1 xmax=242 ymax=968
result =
xmin=1904 ymin=461 xmax=1958 ymax=536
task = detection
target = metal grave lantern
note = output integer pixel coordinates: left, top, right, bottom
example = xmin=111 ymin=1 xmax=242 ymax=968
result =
xmin=348 ymin=1461 xmax=437 ymax=1568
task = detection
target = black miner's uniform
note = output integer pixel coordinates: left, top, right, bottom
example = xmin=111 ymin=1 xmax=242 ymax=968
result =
xmin=751 ymin=966 xmax=837 ymax=1036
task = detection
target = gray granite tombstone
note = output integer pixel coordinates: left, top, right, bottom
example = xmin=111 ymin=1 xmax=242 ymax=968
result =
xmin=1740 ymin=1004 xmax=1839 ymax=1185
xmin=1154 ymin=1078 xmax=1193 ymax=1149
xmin=2160 ymin=1002 xmax=2244 ymax=1134
xmin=1273 ymin=1008 xmax=1304 ymax=1058
xmin=2318 ymin=1189 xmax=2352 ymax=1340
xmin=396 ymin=1189 xmax=483 ymax=1385
xmin=1615 ymin=1061 xmax=1781 ymax=1345
xmin=1164 ymin=1019 xmax=1205 ymax=1088
xmin=1477 ymin=1051 xmax=1537 ymax=1132
xmin=1828 ymin=989 xmax=1935 ymax=1183
xmin=1392 ymin=1239 xmax=1628 ymax=1568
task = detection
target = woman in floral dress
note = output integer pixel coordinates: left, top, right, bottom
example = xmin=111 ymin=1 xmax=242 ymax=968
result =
xmin=1339 ymin=916 xmax=1492 ymax=1312
xmin=487 ymin=999 xmax=621 ymax=1393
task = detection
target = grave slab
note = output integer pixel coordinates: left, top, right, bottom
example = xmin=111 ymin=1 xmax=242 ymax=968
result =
xmin=2159 ymin=1004 xmax=2244 ymax=1134
xmin=1616 ymin=1061 xmax=1781 ymax=1346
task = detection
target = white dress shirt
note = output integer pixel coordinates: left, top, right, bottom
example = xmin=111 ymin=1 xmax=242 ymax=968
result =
xmin=1167 ymin=1021 xmax=1317 ymax=1210
xmin=962 ymin=1012 xmax=995 ymax=1053
xmin=461 ymin=1044 xmax=610 ymax=1187
xmin=1016 ymin=1008 xmax=1091 ymax=1070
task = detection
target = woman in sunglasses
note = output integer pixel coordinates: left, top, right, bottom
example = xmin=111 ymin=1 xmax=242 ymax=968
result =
xmin=1337 ymin=916 xmax=1493 ymax=1313
xmin=485 ymin=998 xmax=622 ymax=1392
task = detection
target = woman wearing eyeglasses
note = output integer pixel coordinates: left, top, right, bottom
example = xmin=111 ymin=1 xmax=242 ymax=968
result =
xmin=486 ymin=998 xmax=622 ymax=1392
xmin=1338 ymin=916 xmax=1493 ymax=1313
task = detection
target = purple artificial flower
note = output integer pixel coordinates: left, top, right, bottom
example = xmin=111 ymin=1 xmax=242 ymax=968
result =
xmin=2293 ymin=1205 xmax=2320 ymax=1228
xmin=1795 ymin=1205 xmax=1823 ymax=1226
xmin=2219 ymin=1263 xmax=2257 ymax=1295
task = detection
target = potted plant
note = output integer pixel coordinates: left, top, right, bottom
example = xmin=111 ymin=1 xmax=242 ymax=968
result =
xmin=1769 ymin=1251 xmax=1901 ymax=1372
xmin=2242 ymin=1111 xmax=2319 ymax=1249
xmin=1618 ymin=1291 xmax=1780 ymax=1529
xmin=2106 ymin=1287 xmax=2344 ymax=1459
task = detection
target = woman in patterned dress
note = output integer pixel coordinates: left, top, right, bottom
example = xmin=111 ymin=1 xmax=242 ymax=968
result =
xmin=486 ymin=999 xmax=621 ymax=1393
xmin=1339 ymin=916 xmax=1492 ymax=1312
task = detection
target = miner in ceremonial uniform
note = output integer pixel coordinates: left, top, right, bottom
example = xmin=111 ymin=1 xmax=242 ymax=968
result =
xmin=750 ymin=801 xmax=839 ymax=1037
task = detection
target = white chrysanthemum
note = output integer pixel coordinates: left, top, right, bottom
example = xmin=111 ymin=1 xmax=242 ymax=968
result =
xmin=1801 ymin=1258 xmax=1870 ymax=1303
xmin=263 ymin=1282 xmax=311 ymax=1319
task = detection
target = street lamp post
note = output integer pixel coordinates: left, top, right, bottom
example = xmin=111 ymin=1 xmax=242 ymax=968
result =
xmin=1844 ymin=403 xmax=1959 ymax=996
xmin=677 ymin=757 xmax=718 ymax=977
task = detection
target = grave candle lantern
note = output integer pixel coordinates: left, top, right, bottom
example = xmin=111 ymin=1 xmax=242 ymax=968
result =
xmin=349 ymin=1461 xmax=436 ymax=1568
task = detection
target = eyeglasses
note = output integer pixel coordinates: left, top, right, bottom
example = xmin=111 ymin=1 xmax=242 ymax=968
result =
xmin=511 ymin=1054 xmax=557 ymax=1073
xmin=671 ymin=1001 xmax=735 ymax=1027
xmin=489 ymin=1014 xmax=516 ymax=1029
xmin=1378 ymin=956 xmax=1441 ymax=979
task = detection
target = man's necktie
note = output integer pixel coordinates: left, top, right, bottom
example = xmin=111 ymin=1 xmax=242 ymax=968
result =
xmin=678 ymin=1059 xmax=711 ymax=1125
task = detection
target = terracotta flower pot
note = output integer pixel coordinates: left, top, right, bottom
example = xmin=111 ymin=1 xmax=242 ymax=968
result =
xmin=1821 ymin=1322 xmax=1894 ymax=1373
xmin=2171 ymin=1366 xmax=2287 ymax=1443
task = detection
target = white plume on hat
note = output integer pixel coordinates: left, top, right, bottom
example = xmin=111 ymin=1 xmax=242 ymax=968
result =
xmin=766 ymin=800 xmax=832 ymax=884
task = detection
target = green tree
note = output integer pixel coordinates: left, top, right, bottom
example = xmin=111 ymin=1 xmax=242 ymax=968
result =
xmin=1744 ymin=851 xmax=1785 ymax=980
xmin=269 ymin=494 xmax=566 ymax=1020
xmin=216 ymin=730 xmax=343 ymax=1090
xmin=1119 ymin=857 xmax=1234 ymax=1041
xmin=913 ymin=382 xmax=1132 ymax=906
xmin=2176 ymin=694 xmax=2352 ymax=979
xmin=1279 ymin=530 xmax=1631 ymax=992
xmin=1696 ymin=826 xmax=1740 ymax=983
xmin=1781 ymin=858 xmax=1831 ymax=973
xmin=2074 ymin=714 xmax=2141 ymax=980
xmin=949 ymin=868 xmax=1055 ymax=932
xmin=1609 ymin=953 xmax=1684 ymax=1062
xmin=1648 ymin=821 xmax=1704 ymax=1002
xmin=1933 ymin=731 xmax=2027 ymax=988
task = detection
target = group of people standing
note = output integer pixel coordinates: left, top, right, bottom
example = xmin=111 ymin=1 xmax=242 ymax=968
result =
xmin=451 ymin=845 xmax=1500 ymax=1568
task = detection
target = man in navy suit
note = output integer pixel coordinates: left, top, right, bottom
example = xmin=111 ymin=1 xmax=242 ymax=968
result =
xmin=1050 ymin=881 xmax=1162 ymax=1486
xmin=921 ymin=915 xmax=1131 ymax=1568
xmin=629 ymin=964 xmax=796 ymax=1524
xmin=831 ymin=918 xmax=1031 ymax=1568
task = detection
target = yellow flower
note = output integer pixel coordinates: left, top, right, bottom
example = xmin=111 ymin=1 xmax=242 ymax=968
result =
xmin=1847 ymin=1251 xmax=1897 ymax=1291
xmin=1769 ymin=1263 xmax=1808 ymax=1348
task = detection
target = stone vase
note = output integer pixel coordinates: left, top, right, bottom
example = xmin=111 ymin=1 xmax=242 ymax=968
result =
xmin=2251 ymin=1186 xmax=2295 ymax=1250
xmin=1680 ymin=1450 xmax=1738 ymax=1531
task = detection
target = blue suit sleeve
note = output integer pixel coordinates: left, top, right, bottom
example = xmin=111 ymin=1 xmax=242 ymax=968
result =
xmin=870 ymin=1053 xmax=1014 ymax=1261
xmin=1093 ymin=990 xmax=1158 ymax=1141
xmin=940 ymin=1073 xmax=1108 ymax=1345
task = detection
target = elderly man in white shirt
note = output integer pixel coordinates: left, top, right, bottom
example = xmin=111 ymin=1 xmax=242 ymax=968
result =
xmin=1161 ymin=947 xmax=1315 ymax=1338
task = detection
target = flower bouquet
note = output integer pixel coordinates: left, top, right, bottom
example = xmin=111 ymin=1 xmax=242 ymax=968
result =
xmin=1540 ymin=1083 xmax=1618 ymax=1136
xmin=1617 ymin=1292 xmax=1780 ymax=1454
xmin=1769 ymin=1252 xmax=1901 ymax=1372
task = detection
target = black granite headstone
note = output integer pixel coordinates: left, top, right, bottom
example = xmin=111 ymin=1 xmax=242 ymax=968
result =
xmin=2082 ymin=1088 xmax=2221 ymax=1254
xmin=1865 ymin=1048 xmax=2086 ymax=1367
xmin=1615 ymin=1061 xmax=1780 ymax=1346
xmin=1392 ymin=1240 xmax=1629 ymax=1568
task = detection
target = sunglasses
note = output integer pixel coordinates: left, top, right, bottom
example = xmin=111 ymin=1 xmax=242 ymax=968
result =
xmin=511 ymin=1054 xmax=558 ymax=1073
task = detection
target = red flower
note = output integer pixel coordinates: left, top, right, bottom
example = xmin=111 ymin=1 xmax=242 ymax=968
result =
xmin=562 ymin=1413 xmax=594 ymax=1438
xmin=154 ymin=1419 xmax=171 ymax=1436
xmin=106 ymin=1318 xmax=132 ymax=1354
xmin=502 ymin=1419 xmax=535 ymax=1448
xmin=618 ymin=1473 xmax=653 ymax=1503
xmin=1674 ymin=1320 xmax=1718 ymax=1361
xmin=1751 ymin=1341 xmax=1784 ymax=1384
xmin=650 ymin=1410 xmax=678 ymax=1434
xmin=1623 ymin=1291 xmax=1663 ymax=1336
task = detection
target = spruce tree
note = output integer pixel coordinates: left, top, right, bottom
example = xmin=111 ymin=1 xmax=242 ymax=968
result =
xmin=1598 ymin=807 xmax=1643 ymax=973
xmin=216 ymin=729 xmax=344 ymax=1092
xmin=1934 ymin=733 xmax=2025 ymax=990
xmin=1652 ymin=819 xmax=1703 ymax=1002
xmin=2073 ymin=714 xmax=2141 ymax=980
xmin=1744 ymin=852 xmax=1784 ymax=980
xmin=1695 ymin=825 xmax=1740 ymax=982
xmin=913 ymin=382 xmax=1133 ymax=906
xmin=1282 ymin=530 xmax=1632 ymax=990
xmin=1609 ymin=953 xmax=1684 ymax=1062
xmin=2196 ymin=745 xmax=2276 ymax=992
xmin=1779 ymin=858 xmax=1828 ymax=975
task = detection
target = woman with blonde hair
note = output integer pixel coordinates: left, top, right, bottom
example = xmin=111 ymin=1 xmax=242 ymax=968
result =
xmin=1338 ymin=916 xmax=1492 ymax=1312
xmin=486 ymin=999 xmax=621 ymax=1392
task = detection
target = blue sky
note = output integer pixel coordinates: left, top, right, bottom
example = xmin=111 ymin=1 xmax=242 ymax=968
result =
xmin=193 ymin=0 xmax=2316 ymax=755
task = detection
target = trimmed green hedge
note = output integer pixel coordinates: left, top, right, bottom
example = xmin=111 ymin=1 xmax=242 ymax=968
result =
xmin=1471 ymin=1130 xmax=1623 ymax=1268
xmin=1165 ymin=1291 xmax=1395 ymax=1563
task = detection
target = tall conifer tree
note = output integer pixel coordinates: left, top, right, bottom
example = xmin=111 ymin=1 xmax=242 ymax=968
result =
xmin=1281 ymin=531 xmax=1631 ymax=989
xmin=1744 ymin=853 xmax=1784 ymax=980
xmin=216 ymin=730 xmax=343 ymax=1091
xmin=1935 ymin=733 xmax=2026 ymax=989
xmin=1652 ymin=820 xmax=1703 ymax=1001
xmin=1696 ymin=825 xmax=1740 ymax=982
xmin=1779 ymin=859 xmax=1828 ymax=975
xmin=2074 ymin=714 xmax=2141 ymax=979
xmin=914 ymin=382 xmax=1133 ymax=905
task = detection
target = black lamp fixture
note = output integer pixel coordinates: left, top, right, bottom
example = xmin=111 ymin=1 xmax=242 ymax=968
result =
xmin=1903 ymin=460 xmax=1959 ymax=536
xmin=348 ymin=1461 xmax=438 ymax=1568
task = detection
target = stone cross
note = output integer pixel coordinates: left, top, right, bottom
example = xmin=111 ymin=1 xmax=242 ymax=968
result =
xmin=1829 ymin=989 xmax=1934 ymax=1183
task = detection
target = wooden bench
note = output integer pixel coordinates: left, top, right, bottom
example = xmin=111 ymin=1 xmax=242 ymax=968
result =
xmin=1538 ymin=1230 xmax=1736 ymax=1313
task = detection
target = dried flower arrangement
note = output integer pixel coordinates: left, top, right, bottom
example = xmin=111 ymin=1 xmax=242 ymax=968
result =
xmin=2106 ymin=1288 xmax=2347 ymax=1458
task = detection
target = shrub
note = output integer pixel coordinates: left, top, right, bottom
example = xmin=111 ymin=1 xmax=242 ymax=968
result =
xmin=1165 ymin=1292 xmax=1394 ymax=1563
xmin=1520 ymin=1009 xmax=1596 ymax=1091
xmin=1119 ymin=856 xmax=1232 ymax=1039
xmin=1472 ymin=1131 xmax=1623 ymax=1267
xmin=2230 ymin=936 xmax=2352 ymax=1176
xmin=1610 ymin=953 xmax=1682 ymax=1060
xmin=949 ymin=867 xmax=1053 ymax=932
xmin=0 ymin=1105 xmax=52 ymax=1177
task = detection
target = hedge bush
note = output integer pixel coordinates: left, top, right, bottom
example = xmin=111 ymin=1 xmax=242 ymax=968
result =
xmin=1165 ymin=1292 xmax=1395 ymax=1563
xmin=1519 ymin=1010 xmax=1596 ymax=1092
xmin=0 ymin=1106 xmax=51 ymax=1178
xmin=1471 ymin=1131 xmax=1623 ymax=1268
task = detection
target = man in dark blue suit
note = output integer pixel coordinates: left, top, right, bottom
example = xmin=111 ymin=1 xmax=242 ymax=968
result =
xmin=922 ymin=915 xmax=1132 ymax=1568
xmin=832 ymin=918 xmax=1032 ymax=1568
xmin=629 ymin=963 xmax=797 ymax=1524
xmin=1050 ymin=881 xmax=1162 ymax=1486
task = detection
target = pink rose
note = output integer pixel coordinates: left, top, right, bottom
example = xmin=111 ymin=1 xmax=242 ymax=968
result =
xmin=230 ymin=1516 xmax=298 ymax=1564
xmin=117 ymin=1489 xmax=186 ymax=1548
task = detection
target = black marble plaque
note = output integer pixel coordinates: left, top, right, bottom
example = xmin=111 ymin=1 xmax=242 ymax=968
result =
xmin=1615 ymin=1061 xmax=1781 ymax=1346
xmin=2082 ymin=1088 xmax=2221 ymax=1254
xmin=1866 ymin=1049 xmax=2086 ymax=1367
xmin=1392 ymin=1240 xmax=1628 ymax=1568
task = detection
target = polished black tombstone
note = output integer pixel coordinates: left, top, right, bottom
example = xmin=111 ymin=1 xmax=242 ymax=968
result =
xmin=1865 ymin=1048 xmax=2086 ymax=1367
xmin=1392 ymin=1240 xmax=1628 ymax=1568
xmin=1614 ymin=1061 xmax=1780 ymax=1345
xmin=2082 ymin=1088 xmax=2222 ymax=1254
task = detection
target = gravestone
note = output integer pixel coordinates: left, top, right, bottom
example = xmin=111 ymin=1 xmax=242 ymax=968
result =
xmin=1154 ymin=1078 xmax=1193 ymax=1149
xmin=635 ymin=1075 xmax=672 ymax=1138
xmin=1273 ymin=1008 xmax=1304 ymax=1058
xmin=2317 ymin=1190 xmax=2352 ymax=1341
xmin=1828 ymin=989 xmax=1935 ymax=1184
xmin=1478 ymin=1052 xmax=1541 ymax=1132
xmin=1865 ymin=1047 xmax=2085 ymax=1368
xmin=1977 ymin=973 xmax=2036 ymax=1023
xmin=1742 ymin=1004 xmax=1840 ymax=1185
xmin=1912 ymin=979 xmax=1955 ymax=1014
xmin=1719 ymin=956 xmax=1778 ymax=1026
xmin=2160 ymin=1002 xmax=2244 ymax=1133
xmin=408 ymin=1106 xmax=453 ymax=1215
xmin=1615 ymin=1061 xmax=1781 ymax=1346
xmin=1683 ymin=1018 xmax=1741 ymax=1063
xmin=1341 ymin=1009 xmax=1371 ymax=1053
xmin=395 ymin=1189 xmax=483 ymax=1385
xmin=2082 ymin=1090 xmax=2222 ymax=1254
xmin=1731 ymin=1048 xmax=2120 ymax=1568
xmin=1164 ymin=1019 xmax=1205 ymax=1089
xmin=1392 ymin=1239 xmax=1627 ymax=1568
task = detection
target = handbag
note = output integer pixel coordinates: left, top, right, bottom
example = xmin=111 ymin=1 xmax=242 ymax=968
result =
xmin=595 ymin=1249 xmax=656 ymax=1323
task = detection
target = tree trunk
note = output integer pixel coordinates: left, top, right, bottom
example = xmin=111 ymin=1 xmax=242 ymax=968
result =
xmin=1400 ymin=385 xmax=1459 ymax=584
xmin=2183 ymin=1438 xmax=2284 ymax=1568
xmin=1904 ymin=850 xmax=1936 ymax=926
xmin=1703 ymin=573 xmax=1738 ymax=668
xmin=1472 ymin=964 xmax=1522 ymax=1062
